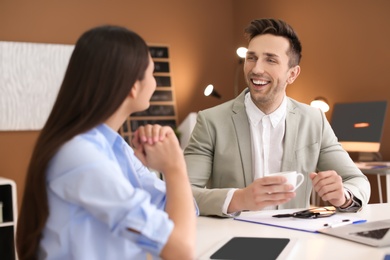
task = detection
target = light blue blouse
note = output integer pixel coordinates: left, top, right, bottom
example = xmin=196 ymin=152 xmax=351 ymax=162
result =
xmin=39 ymin=124 xmax=176 ymax=259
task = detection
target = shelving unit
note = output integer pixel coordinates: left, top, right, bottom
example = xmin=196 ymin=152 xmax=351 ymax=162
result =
xmin=0 ymin=177 xmax=17 ymax=260
xmin=119 ymin=45 xmax=178 ymax=144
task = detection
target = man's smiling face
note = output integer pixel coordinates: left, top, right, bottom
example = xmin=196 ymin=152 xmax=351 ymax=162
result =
xmin=244 ymin=34 xmax=299 ymax=113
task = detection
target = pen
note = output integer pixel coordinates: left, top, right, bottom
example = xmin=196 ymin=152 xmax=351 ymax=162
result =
xmin=372 ymin=165 xmax=389 ymax=169
xmin=324 ymin=219 xmax=352 ymax=228
xmin=352 ymin=219 xmax=367 ymax=224
xmin=272 ymin=214 xmax=292 ymax=218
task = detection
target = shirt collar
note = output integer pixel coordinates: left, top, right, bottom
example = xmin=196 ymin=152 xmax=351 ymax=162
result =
xmin=244 ymin=93 xmax=287 ymax=128
xmin=96 ymin=123 xmax=122 ymax=147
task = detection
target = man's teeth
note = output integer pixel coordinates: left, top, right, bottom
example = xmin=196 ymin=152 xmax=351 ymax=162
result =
xmin=252 ymin=79 xmax=267 ymax=85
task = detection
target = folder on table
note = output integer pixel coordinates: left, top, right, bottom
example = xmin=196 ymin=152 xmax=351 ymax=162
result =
xmin=234 ymin=208 xmax=366 ymax=233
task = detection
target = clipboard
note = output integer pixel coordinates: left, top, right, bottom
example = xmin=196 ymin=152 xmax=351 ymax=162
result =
xmin=234 ymin=208 xmax=366 ymax=233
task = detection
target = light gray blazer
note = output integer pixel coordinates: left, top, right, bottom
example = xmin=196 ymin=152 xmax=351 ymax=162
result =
xmin=184 ymin=89 xmax=370 ymax=217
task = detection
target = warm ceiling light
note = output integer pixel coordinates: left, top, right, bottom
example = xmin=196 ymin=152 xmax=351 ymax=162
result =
xmin=310 ymin=97 xmax=330 ymax=113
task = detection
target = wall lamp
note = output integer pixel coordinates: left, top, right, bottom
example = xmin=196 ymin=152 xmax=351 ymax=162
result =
xmin=204 ymin=84 xmax=221 ymax=99
xmin=236 ymin=47 xmax=247 ymax=59
xmin=234 ymin=47 xmax=247 ymax=97
xmin=206 ymin=47 xmax=247 ymax=99
xmin=310 ymin=97 xmax=330 ymax=113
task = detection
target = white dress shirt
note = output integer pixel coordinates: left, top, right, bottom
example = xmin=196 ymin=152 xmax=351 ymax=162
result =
xmin=222 ymin=93 xmax=287 ymax=214
xmin=245 ymin=93 xmax=286 ymax=180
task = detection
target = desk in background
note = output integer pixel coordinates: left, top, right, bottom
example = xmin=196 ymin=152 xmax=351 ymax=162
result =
xmin=196 ymin=203 xmax=390 ymax=259
xmin=356 ymin=162 xmax=390 ymax=203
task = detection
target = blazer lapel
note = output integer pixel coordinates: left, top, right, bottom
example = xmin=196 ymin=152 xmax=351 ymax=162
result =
xmin=281 ymin=99 xmax=300 ymax=171
xmin=232 ymin=90 xmax=253 ymax=186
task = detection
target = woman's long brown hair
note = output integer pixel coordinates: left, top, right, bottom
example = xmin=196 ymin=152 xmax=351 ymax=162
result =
xmin=16 ymin=25 xmax=149 ymax=260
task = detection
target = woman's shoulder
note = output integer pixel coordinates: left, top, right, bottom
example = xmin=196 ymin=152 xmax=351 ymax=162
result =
xmin=48 ymin=128 xmax=114 ymax=177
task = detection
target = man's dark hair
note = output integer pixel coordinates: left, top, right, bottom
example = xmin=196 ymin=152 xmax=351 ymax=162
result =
xmin=244 ymin=18 xmax=302 ymax=67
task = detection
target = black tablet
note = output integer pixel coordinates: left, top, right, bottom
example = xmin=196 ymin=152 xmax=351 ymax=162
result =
xmin=209 ymin=237 xmax=291 ymax=260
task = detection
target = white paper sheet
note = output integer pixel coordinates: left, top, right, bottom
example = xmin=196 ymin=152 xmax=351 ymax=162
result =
xmin=234 ymin=208 xmax=366 ymax=233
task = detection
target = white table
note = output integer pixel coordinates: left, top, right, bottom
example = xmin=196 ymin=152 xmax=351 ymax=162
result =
xmin=196 ymin=203 xmax=390 ymax=259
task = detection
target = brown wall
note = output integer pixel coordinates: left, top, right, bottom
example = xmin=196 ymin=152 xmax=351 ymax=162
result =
xmin=1 ymin=0 xmax=390 ymax=209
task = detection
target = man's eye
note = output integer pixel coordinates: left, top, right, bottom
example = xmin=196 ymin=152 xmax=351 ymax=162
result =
xmin=246 ymin=56 xmax=256 ymax=61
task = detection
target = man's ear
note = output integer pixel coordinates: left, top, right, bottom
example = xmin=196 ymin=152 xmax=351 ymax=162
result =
xmin=287 ymin=65 xmax=301 ymax=84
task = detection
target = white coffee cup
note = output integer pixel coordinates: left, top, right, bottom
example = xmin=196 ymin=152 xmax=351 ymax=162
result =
xmin=269 ymin=171 xmax=304 ymax=191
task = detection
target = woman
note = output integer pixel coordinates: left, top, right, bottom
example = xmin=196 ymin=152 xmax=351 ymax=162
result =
xmin=16 ymin=25 xmax=196 ymax=260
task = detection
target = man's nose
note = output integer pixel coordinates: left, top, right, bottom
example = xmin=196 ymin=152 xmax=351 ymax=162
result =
xmin=251 ymin=61 xmax=265 ymax=74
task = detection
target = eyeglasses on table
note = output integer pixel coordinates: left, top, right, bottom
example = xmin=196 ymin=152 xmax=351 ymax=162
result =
xmin=272 ymin=206 xmax=336 ymax=219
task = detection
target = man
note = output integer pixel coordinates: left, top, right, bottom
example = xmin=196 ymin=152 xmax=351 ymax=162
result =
xmin=184 ymin=18 xmax=370 ymax=217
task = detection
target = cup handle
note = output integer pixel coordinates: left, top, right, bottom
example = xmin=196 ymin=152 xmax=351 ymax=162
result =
xmin=294 ymin=173 xmax=305 ymax=190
